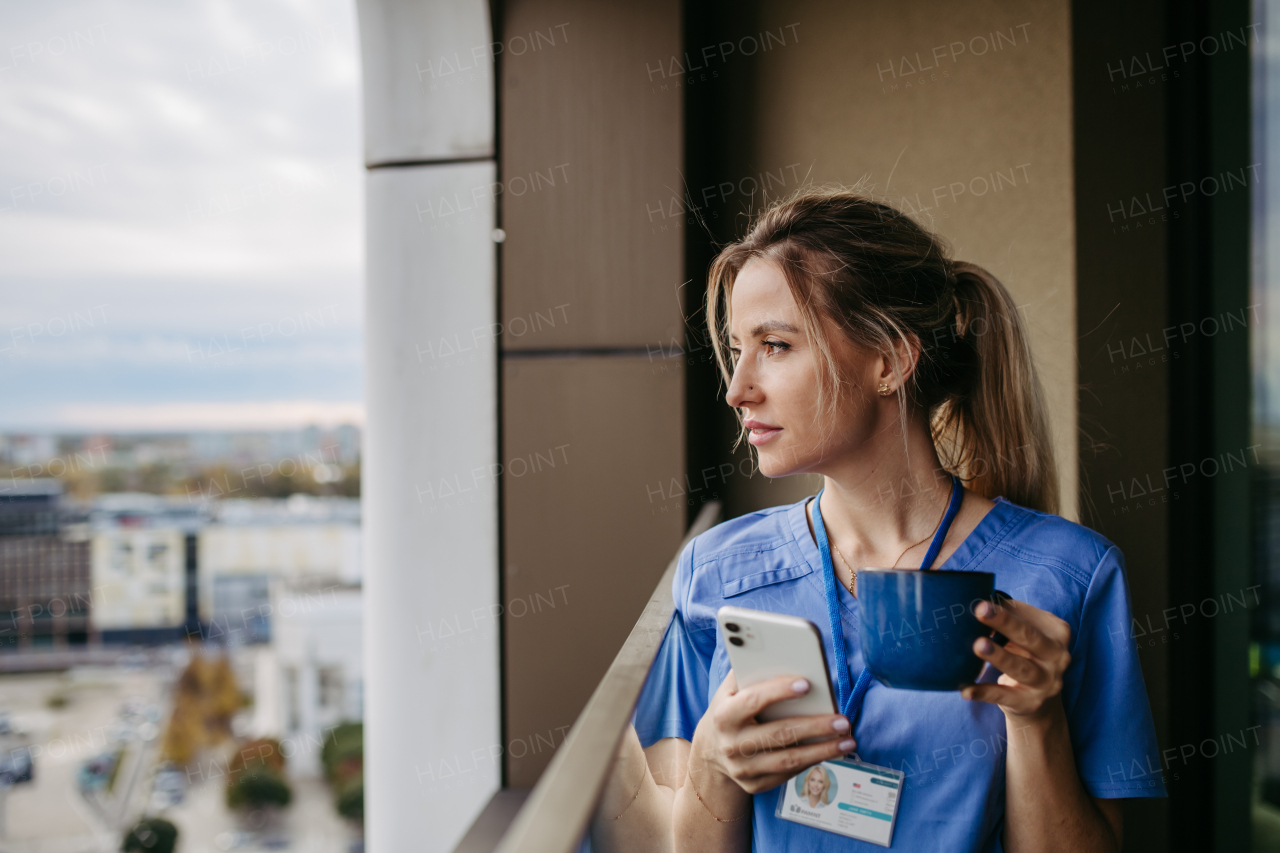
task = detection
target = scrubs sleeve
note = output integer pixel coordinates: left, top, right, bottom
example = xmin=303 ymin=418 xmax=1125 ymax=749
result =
xmin=632 ymin=536 xmax=717 ymax=748
xmin=1063 ymin=546 xmax=1167 ymax=798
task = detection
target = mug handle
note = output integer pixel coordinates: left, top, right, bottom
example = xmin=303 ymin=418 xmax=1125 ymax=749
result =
xmin=989 ymin=589 xmax=1012 ymax=647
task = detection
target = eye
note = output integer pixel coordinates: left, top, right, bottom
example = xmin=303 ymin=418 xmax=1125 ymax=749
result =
xmin=762 ymin=339 xmax=791 ymax=355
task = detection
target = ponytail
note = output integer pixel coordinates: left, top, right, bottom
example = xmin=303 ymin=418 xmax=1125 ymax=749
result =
xmin=932 ymin=263 xmax=1058 ymax=513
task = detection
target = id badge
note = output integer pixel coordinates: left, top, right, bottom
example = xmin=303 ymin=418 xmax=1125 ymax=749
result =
xmin=775 ymin=757 xmax=903 ymax=847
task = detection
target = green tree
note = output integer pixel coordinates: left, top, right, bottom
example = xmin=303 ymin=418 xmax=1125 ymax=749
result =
xmin=226 ymin=767 xmax=292 ymax=810
xmin=121 ymin=817 xmax=178 ymax=853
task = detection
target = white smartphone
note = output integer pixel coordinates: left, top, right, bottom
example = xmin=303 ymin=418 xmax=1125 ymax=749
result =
xmin=717 ymin=605 xmax=838 ymax=722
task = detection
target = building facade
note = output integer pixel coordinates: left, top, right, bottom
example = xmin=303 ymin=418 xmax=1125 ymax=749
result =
xmin=198 ymin=495 xmax=361 ymax=644
xmin=251 ymin=581 xmax=363 ymax=778
xmin=0 ymin=480 xmax=90 ymax=649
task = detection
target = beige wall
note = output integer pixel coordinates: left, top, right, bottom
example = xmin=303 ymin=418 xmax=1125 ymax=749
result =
xmin=729 ymin=0 xmax=1077 ymax=518
xmin=501 ymin=0 xmax=684 ymax=351
xmin=500 ymin=0 xmax=686 ymax=787
xmin=502 ymin=358 xmax=683 ymax=785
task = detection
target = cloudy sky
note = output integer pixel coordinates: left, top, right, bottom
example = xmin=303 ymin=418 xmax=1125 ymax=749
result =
xmin=0 ymin=0 xmax=363 ymax=431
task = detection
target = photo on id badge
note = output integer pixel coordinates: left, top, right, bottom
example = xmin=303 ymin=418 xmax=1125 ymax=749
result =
xmin=776 ymin=758 xmax=903 ymax=846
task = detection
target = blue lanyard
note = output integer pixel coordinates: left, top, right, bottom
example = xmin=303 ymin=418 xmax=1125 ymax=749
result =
xmin=812 ymin=474 xmax=964 ymax=726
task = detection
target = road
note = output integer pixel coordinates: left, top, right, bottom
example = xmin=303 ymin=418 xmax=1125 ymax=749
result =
xmin=0 ymin=660 xmax=357 ymax=853
xmin=0 ymin=666 xmax=167 ymax=853
xmin=164 ymin=769 xmax=357 ymax=853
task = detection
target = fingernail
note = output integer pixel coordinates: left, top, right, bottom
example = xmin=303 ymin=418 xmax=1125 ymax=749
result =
xmin=975 ymin=638 xmax=993 ymax=654
xmin=831 ymin=717 xmax=850 ymax=733
xmin=976 ymin=601 xmax=993 ymax=618
xmin=837 ymin=738 xmax=856 ymax=752
xmin=961 ymin=687 xmax=973 ymax=700
xmin=792 ymin=679 xmax=810 ymax=694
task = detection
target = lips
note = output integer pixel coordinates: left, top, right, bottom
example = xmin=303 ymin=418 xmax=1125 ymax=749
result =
xmin=744 ymin=418 xmax=782 ymax=446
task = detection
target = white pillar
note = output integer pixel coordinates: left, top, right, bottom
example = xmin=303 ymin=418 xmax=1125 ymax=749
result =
xmin=251 ymin=646 xmax=280 ymax=738
xmin=296 ymin=643 xmax=320 ymax=777
xmin=355 ymin=2 xmax=498 ymax=851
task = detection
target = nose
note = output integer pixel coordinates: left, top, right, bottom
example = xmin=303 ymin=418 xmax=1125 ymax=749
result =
xmin=726 ymin=357 xmax=760 ymax=409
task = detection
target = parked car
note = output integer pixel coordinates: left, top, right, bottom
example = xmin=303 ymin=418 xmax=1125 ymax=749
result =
xmin=0 ymin=745 xmax=32 ymax=785
xmin=149 ymin=762 xmax=186 ymax=809
xmin=77 ymin=751 xmax=119 ymax=793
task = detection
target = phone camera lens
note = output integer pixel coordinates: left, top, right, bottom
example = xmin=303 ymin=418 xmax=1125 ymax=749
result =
xmin=728 ymin=636 xmax=744 ymax=646
xmin=724 ymin=622 xmax=740 ymax=633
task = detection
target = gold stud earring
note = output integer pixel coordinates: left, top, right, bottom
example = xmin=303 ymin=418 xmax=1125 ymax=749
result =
xmin=877 ymin=382 xmax=891 ymax=396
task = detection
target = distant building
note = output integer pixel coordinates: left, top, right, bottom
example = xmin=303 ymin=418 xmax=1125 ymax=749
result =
xmin=252 ymin=580 xmax=363 ymax=777
xmin=197 ymin=495 xmax=360 ymax=645
xmin=88 ymin=493 xmax=204 ymax=643
xmin=0 ymin=480 xmax=91 ymax=649
xmin=0 ymin=427 xmax=361 ymax=480
xmin=0 ymin=435 xmax=57 ymax=469
xmin=0 ymin=483 xmax=362 ymax=650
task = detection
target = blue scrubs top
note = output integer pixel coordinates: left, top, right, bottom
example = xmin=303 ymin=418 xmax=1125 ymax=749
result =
xmin=633 ymin=496 xmax=1165 ymax=852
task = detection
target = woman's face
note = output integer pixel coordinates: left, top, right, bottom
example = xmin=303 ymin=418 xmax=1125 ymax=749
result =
xmin=726 ymin=258 xmax=880 ymax=479
xmin=806 ymin=770 xmax=826 ymax=796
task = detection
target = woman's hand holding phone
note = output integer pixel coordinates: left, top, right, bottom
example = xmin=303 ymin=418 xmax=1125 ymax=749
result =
xmin=688 ymin=670 xmax=854 ymax=799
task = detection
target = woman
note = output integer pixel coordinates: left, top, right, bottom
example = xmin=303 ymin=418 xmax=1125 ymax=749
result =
xmin=593 ymin=187 xmax=1163 ymax=852
xmin=802 ymin=766 xmax=832 ymax=809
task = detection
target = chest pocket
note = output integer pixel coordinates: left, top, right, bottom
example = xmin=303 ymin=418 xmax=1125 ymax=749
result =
xmin=710 ymin=561 xmax=817 ymax=699
xmin=721 ymin=562 xmax=814 ymax=598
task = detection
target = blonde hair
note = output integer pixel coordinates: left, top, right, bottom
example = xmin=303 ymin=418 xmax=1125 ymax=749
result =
xmin=804 ymin=767 xmax=832 ymax=804
xmin=706 ymin=186 xmax=1058 ymax=513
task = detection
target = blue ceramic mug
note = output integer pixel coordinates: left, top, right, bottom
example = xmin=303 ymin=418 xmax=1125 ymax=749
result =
xmin=857 ymin=569 xmax=1007 ymax=691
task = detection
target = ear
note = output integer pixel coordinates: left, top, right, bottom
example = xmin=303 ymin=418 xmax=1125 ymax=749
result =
xmin=874 ymin=333 xmax=923 ymax=393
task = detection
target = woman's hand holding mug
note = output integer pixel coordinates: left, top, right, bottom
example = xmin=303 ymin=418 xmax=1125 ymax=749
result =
xmin=965 ymin=598 xmax=1072 ymax=719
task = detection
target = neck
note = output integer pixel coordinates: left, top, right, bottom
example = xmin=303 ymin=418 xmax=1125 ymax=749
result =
xmin=816 ymin=414 xmax=952 ymax=570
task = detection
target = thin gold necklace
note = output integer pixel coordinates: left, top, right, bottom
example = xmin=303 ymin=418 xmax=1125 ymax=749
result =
xmin=828 ymin=491 xmax=953 ymax=595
